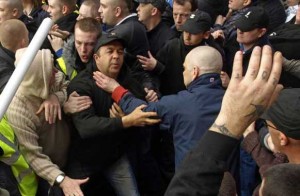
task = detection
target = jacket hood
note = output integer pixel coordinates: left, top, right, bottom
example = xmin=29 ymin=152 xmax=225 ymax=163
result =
xmin=15 ymin=48 xmax=53 ymax=99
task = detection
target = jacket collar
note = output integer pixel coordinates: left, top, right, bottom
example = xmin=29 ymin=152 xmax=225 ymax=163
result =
xmin=187 ymin=73 xmax=222 ymax=91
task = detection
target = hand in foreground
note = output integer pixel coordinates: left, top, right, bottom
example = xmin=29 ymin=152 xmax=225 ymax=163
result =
xmin=137 ymin=51 xmax=157 ymax=71
xmin=49 ymin=25 xmax=70 ymax=40
xmin=122 ymin=105 xmax=160 ymax=128
xmin=60 ymin=176 xmax=89 ymax=196
xmin=220 ymin=71 xmax=230 ymax=88
xmin=48 ymin=34 xmax=64 ymax=52
xmin=145 ymin=88 xmax=158 ymax=102
xmin=63 ymin=91 xmax=92 ymax=114
xmin=36 ymin=94 xmax=61 ymax=124
xmin=210 ymin=46 xmax=283 ymax=138
xmin=93 ymin=71 xmax=120 ymax=93
xmin=110 ymin=102 xmax=125 ymax=118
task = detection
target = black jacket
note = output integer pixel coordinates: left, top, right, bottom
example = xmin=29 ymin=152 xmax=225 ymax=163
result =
xmin=67 ymin=62 xmax=146 ymax=167
xmin=0 ymin=45 xmax=15 ymax=93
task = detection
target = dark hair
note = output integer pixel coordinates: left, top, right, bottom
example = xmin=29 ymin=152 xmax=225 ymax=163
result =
xmin=262 ymin=163 xmax=300 ymax=196
xmin=75 ymin=17 xmax=102 ymax=38
xmin=173 ymin=0 xmax=197 ymax=11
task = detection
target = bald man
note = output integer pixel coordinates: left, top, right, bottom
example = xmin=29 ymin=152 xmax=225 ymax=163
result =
xmin=0 ymin=0 xmax=38 ymax=40
xmin=0 ymin=19 xmax=29 ymax=93
xmin=93 ymin=46 xmax=225 ymax=168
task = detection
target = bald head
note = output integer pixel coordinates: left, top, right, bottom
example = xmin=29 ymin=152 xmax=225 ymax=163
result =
xmin=186 ymin=46 xmax=222 ymax=73
xmin=0 ymin=0 xmax=23 ymax=23
xmin=183 ymin=46 xmax=222 ymax=86
xmin=0 ymin=19 xmax=29 ymax=52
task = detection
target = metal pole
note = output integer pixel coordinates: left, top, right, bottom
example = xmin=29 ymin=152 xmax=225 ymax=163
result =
xmin=0 ymin=18 xmax=53 ymax=119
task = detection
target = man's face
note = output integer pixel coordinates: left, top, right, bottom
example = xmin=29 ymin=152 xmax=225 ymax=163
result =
xmin=75 ymin=28 xmax=98 ymax=63
xmin=183 ymin=56 xmax=193 ymax=87
xmin=0 ymin=1 xmax=14 ymax=24
xmin=228 ymin=0 xmax=246 ymax=11
xmin=236 ymin=28 xmax=265 ymax=49
xmin=47 ymin=0 xmax=64 ymax=22
xmin=99 ymin=0 xmax=117 ymax=25
xmin=173 ymin=1 xmax=191 ymax=31
xmin=77 ymin=4 xmax=95 ymax=20
xmin=286 ymin=0 xmax=299 ymax=6
xmin=183 ymin=31 xmax=206 ymax=46
xmin=94 ymin=41 xmax=124 ymax=78
xmin=136 ymin=3 xmax=153 ymax=25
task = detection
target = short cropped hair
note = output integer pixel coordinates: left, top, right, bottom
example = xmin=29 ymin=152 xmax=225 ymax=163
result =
xmin=75 ymin=17 xmax=102 ymax=38
xmin=262 ymin=163 xmax=300 ymax=196
xmin=173 ymin=0 xmax=197 ymax=11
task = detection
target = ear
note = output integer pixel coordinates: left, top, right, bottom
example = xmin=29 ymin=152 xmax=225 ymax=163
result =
xmin=203 ymin=31 xmax=211 ymax=39
xmin=192 ymin=66 xmax=200 ymax=80
xmin=258 ymin=28 xmax=267 ymax=38
xmin=151 ymin=7 xmax=158 ymax=16
xmin=243 ymin=0 xmax=252 ymax=6
xmin=62 ymin=5 xmax=68 ymax=15
xmin=12 ymin=8 xmax=19 ymax=17
xmin=93 ymin=53 xmax=99 ymax=61
xmin=279 ymin=133 xmax=289 ymax=146
xmin=115 ymin=6 xmax=122 ymax=17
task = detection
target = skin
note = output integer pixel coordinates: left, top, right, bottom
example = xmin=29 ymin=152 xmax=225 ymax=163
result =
xmin=74 ymin=28 xmax=98 ymax=63
xmin=136 ymin=3 xmax=153 ymax=25
xmin=93 ymin=40 xmax=124 ymax=79
xmin=47 ymin=0 xmax=64 ymax=22
xmin=183 ymin=31 xmax=209 ymax=46
xmin=0 ymin=0 xmax=17 ymax=24
xmin=228 ymin=0 xmax=250 ymax=11
xmin=172 ymin=1 xmax=192 ymax=31
xmin=98 ymin=0 xmax=117 ymax=25
xmin=236 ymin=28 xmax=267 ymax=51
xmin=77 ymin=3 xmax=100 ymax=21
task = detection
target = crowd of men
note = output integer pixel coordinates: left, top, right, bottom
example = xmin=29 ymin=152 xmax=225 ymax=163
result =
xmin=0 ymin=0 xmax=299 ymax=195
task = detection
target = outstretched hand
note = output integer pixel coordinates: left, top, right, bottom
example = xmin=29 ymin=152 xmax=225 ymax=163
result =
xmin=137 ymin=51 xmax=157 ymax=71
xmin=122 ymin=105 xmax=161 ymax=128
xmin=36 ymin=94 xmax=62 ymax=124
xmin=60 ymin=176 xmax=89 ymax=196
xmin=210 ymin=46 xmax=283 ymax=138
xmin=93 ymin=71 xmax=120 ymax=93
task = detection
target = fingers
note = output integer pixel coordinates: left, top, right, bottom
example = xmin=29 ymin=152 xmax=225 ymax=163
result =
xmin=256 ymin=46 xmax=272 ymax=83
xmin=245 ymin=46 xmax=262 ymax=80
xmin=230 ymin=50 xmax=243 ymax=84
xmin=36 ymin=104 xmax=44 ymax=115
xmin=267 ymin=51 xmax=282 ymax=88
xmin=70 ymin=91 xmax=80 ymax=97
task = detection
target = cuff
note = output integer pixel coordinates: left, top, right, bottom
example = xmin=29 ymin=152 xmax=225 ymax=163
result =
xmin=55 ymin=48 xmax=63 ymax=57
xmin=112 ymin=86 xmax=128 ymax=103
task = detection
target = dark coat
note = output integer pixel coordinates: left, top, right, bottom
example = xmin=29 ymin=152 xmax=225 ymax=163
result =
xmin=118 ymin=73 xmax=224 ymax=167
xmin=0 ymin=45 xmax=15 ymax=93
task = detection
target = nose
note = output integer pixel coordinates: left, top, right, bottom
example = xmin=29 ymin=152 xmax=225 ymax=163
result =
xmin=175 ymin=15 xmax=182 ymax=24
xmin=136 ymin=5 xmax=140 ymax=12
xmin=98 ymin=6 xmax=102 ymax=13
xmin=80 ymin=44 xmax=87 ymax=53
xmin=112 ymin=50 xmax=120 ymax=59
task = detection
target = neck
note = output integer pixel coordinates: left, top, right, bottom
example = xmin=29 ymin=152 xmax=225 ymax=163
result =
xmin=242 ymin=43 xmax=255 ymax=51
xmin=285 ymin=147 xmax=300 ymax=163
xmin=145 ymin=17 xmax=161 ymax=31
xmin=23 ymin=3 xmax=34 ymax=15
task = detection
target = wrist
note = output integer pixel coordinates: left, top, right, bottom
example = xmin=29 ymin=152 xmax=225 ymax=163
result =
xmin=54 ymin=174 xmax=65 ymax=186
xmin=121 ymin=116 xmax=132 ymax=128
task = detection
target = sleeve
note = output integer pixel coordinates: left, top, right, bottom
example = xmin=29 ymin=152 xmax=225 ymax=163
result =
xmin=67 ymin=78 xmax=124 ymax=139
xmin=165 ymin=131 xmax=239 ymax=196
xmin=6 ymin=99 xmax=63 ymax=185
xmin=283 ymin=58 xmax=300 ymax=79
xmin=51 ymin=70 xmax=69 ymax=105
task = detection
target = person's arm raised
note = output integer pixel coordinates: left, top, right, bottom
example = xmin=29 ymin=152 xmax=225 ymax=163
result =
xmin=210 ymin=45 xmax=283 ymax=139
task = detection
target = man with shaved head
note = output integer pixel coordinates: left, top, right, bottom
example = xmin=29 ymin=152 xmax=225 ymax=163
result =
xmin=93 ymin=46 xmax=225 ymax=168
xmin=0 ymin=19 xmax=29 ymax=93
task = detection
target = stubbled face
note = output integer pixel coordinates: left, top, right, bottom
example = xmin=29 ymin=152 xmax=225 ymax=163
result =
xmin=236 ymin=28 xmax=265 ymax=50
xmin=0 ymin=1 xmax=14 ymax=24
xmin=74 ymin=28 xmax=98 ymax=63
xmin=99 ymin=0 xmax=117 ymax=25
xmin=77 ymin=4 xmax=95 ymax=20
xmin=173 ymin=1 xmax=191 ymax=31
xmin=94 ymin=41 xmax=124 ymax=79
xmin=228 ymin=0 xmax=246 ymax=11
xmin=47 ymin=0 xmax=64 ymax=22
xmin=183 ymin=55 xmax=193 ymax=86
xmin=183 ymin=31 xmax=206 ymax=46
xmin=136 ymin=3 xmax=153 ymax=26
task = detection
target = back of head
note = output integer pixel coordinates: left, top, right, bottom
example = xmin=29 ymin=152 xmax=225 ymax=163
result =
xmin=81 ymin=0 xmax=100 ymax=18
xmin=186 ymin=46 xmax=222 ymax=74
xmin=75 ymin=17 xmax=102 ymax=37
xmin=262 ymin=163 xmax=300 ymax=196
xmin=0 ymin=19 xmax=28 ymax=52
xmin=61 ymin=0 xmax=77 ymax=12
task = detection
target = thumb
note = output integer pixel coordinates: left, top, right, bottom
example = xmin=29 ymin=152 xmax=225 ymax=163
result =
xmin=136 ymin=104 xmax=147 ymax=111
xmin=148 ymin=51 xmax=153 ymax=58
xmin=78 ymin=177 xmax=89 ymax=185
xmin=36 ymin=104 xmax=44 ymax=115
xmin=144 ymin=87 xmax=149 ymax=93
xmin=70 ymin=91 xmax=80 ymax=97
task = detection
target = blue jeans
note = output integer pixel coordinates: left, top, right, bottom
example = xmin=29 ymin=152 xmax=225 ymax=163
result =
xmin=67 ymin=154 xmax=139 ymax=196
xmin=105 ymin=155 xmax=139 ymax=196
